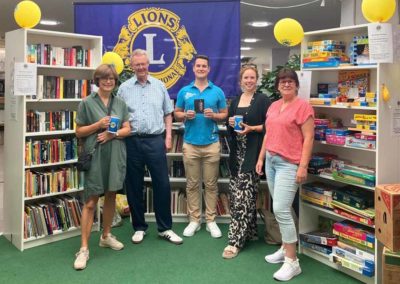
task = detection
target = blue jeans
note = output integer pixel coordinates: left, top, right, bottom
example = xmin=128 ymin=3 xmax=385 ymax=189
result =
xmin=125 ymin=135 xmax=172 ymax=232
xmin=265 ymin=151 xmax=299 ymax=243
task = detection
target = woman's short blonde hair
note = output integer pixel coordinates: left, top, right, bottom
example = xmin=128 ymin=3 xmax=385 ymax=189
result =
xmin=93 ymin=64 xmax=119 ymax=82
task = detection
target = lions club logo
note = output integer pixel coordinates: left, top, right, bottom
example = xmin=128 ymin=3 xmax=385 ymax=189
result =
xmin=114 ymin=7 xmax=197 ymax=88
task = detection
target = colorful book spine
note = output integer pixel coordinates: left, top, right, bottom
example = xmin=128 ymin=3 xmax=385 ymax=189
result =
xmin=330 ymin=254 xmax=374 ymax=277
xmin=338 ymin=236 xmax=375 ymax=254
xmin=333 ymin=229 xmax=374 ymax=249
xmin=332 ymin=246 xmax=374 ymax=269
xmin=331 ymin=200 xmax=375 ymax=219
xmin=333 ymin=188 xmax=373 ymax=210
xmin=333 ymin=221 xmax=375 ymax=243
xmin=300 ymin=240 xmax=332 ymax=255
xmin=337 ymin=241 xmax=375 ymax=262
xmin=333 ymin=208 xmax=374 ymax=226
xmin=300 ymin=193 xmax=332 ymax=208
xmin=300 ymin=232 xmax=337 ymax=246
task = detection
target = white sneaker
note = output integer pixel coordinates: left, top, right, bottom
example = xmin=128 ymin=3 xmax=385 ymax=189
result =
xmin=273 ymin=257 xmax=302 ymax=281
xmin=74 ymin=248 xmax=89 ymax=270
xmin=159 ymin=230 xmax=183 ymax=245
xmin=183 ymin=222 xmax=201 ymax=237
xmin=206 ymin=221 xmax=222 ymax=238
xmin=99 ymin=233 xmax=124 ymax=250
xmin=131 ymin=231 xmax=146 ymax=244
xmin=265 ymin=246 xmax=285 ymax=263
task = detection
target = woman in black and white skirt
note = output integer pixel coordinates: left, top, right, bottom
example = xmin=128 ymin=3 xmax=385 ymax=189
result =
xmin=222 ymin=65 xmax=271 ymax=259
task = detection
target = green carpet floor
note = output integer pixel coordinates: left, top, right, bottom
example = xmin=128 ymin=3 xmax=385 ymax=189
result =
xmin=0 ymin=221 xmax=361 ymax=284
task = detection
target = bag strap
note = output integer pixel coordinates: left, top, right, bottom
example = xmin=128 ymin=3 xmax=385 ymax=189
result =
xmin=92 ymin=95 xmax=114 ymax=151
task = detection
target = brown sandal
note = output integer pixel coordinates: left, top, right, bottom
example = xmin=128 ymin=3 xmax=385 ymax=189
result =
xmin=222 ymin=245 xmax=240 ymax=259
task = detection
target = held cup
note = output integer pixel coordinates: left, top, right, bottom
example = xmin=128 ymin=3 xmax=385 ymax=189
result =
xmin=234 ymin=115 xmax=244 ymax=131
xmin=108 ymin=116 xmax=120 ymax=134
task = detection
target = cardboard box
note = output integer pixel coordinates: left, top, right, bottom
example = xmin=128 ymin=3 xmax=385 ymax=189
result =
xmin=375 ymin=184 xmax=400 ymax=252
xmin=383 ymin=247 xmax=400 ymax=284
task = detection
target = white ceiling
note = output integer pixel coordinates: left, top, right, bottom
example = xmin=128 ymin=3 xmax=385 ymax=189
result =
xmin=0 ymin=0 xmax=342 ymax=66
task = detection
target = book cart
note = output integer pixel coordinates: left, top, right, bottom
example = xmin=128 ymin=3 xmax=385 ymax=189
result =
xmin=3 ymin=29 xmax=102 ymax=251
xmin=298 ymin=24 xmax=400 ymax=283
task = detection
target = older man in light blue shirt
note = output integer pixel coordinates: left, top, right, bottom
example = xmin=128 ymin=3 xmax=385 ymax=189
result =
xmin=117 ymin=49 xmax=182 ymax=245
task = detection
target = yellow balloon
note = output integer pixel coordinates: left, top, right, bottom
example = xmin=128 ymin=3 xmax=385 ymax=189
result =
xmin=14 ymin=1 xmax=41 ymax=29
xmin=274 ymin=18 xmax=304 ymax=47
xmin=362 ymin=0 xmax=396 ymax=23
xmin=382 ymin=84 xmax=391 ymax=102
xmin=102 ymin=52 xmax=124 ymax=74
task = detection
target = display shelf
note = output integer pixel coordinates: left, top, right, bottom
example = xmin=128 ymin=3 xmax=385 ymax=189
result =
xmin=25 ymin=159 xmax=78 ymax=169
xmin=26 ymin=99 xmax=82 ymax=103
xmin=348 ymin=127 xmax=376 ymax=134
xmin=23 ymin=224 xmax=99 ymax=250
xmin=310 ymin=173 xmax=375 ymax=191
xmin=301 ymin=201 xmax=374 ymax=229
xmin=302 ymin=65 xmax=377 ymax=72
xmin=300 ymin=247 xmax=374 ymax=284
xmin=24 ymin=188 xmax=83 ymax=201
xmin=37 ymin=65 xmax=96 ymax=71
xmin=3 ymin=28 xmax=102 ymax=251
xmin=299 ymin=23 xmax=400 ymax=284
xmin=314 ymin=140 xmax=376 ymax=152
xmin=312 ymin=105 xmax=377 ymax=110
xmin=25 ymin=130 xmax=76 ymax=137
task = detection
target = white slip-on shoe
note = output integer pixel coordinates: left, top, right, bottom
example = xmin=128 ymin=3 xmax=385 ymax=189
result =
xmin=131 ymin=231 xmax=146 ymax=244
xmin=265 ymin=246 xmax=285 ymax=263
xmin=273 ymin=257 xmax=302 ymax=281
xmin=183 ymin=222 xmax=201 ymax=237
xmin=206 ymin=221 xmax=222 ymax=238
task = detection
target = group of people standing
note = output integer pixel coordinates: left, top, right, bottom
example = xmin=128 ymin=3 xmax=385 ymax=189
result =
xmin=73 ymin=49 xmax=314 ymax=282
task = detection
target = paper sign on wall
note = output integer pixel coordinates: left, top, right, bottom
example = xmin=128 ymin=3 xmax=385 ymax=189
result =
xmin=296 ymin=71 xmax=312 ymax=101
xmin=13 ymin=63 xmax=36 ymax=96
xmin=368 ymin=23 xmax=393 ymax=64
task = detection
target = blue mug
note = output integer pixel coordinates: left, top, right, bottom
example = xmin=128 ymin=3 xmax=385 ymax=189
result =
xmin=108 ymin=116 xmax=120 ymax=133
xmin=234 ymin=115 xmax=243 ymax=131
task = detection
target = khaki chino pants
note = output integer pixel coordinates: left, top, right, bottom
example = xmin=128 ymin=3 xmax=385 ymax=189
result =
xmin=182 ymin=142 xmax=220 ymax=223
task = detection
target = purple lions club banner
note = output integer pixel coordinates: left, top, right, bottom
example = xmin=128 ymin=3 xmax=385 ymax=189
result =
xmin=74 ymin=0 xmax=240 ymax=98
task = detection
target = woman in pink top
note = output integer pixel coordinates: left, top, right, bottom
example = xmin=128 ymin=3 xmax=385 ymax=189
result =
xmin=256 ymin=68 xmax=314 ymax=281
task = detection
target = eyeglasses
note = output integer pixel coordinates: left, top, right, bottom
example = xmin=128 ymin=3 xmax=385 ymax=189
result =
xmin=100 ymin=77 xmax=115 ymax=82
xmin=279 ymin=80 xmax=296 ymax=86
xmin=133 ymin=63 xmax=148 ymax=68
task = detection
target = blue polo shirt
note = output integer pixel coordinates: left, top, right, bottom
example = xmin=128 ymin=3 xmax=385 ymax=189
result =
xmin=176 ymin=81 xmax=226 ymax=145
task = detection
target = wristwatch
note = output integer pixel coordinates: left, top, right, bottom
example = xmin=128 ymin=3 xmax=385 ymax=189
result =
xmin=115 ymin=131 xmax=120 ymax=137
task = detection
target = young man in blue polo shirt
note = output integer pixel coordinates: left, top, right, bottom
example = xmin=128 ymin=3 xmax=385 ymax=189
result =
xmin=174 ymin=55 xmax=228 ymax=238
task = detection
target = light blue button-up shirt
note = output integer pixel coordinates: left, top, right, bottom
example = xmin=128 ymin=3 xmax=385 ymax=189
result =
xmin=117 ymin=75 xmax=173 ymax=135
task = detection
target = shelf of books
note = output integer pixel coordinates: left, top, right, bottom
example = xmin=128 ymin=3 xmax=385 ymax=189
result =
xmin=298 ymin=24 xmax=400 ymax=284
xmin=3 ymin=29 xmax=102 ymax=251
xmin=143 ymin=123 xmax=269 ymax=223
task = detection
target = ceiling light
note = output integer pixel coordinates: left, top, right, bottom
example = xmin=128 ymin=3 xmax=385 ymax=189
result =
xmin=320 ymin=0 xmax=325 ymax=7
xmin=40 ymin=20 xmax=60 ymax=26
xmin=249 ymin=21 xmax=272 ymax=27
xmin=243 ymin=38 xmax=259 ymax=43
xmin=241 ymin=47 xmax=252 ymax=51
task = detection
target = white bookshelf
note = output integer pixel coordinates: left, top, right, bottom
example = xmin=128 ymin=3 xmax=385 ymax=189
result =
xmin=143 ymin=123 xmax=269 ymax=222
xmin=298 ymin=24 xmax=400 ymax=284
xmin=3 ymin=29 xmax=102 ymax=251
